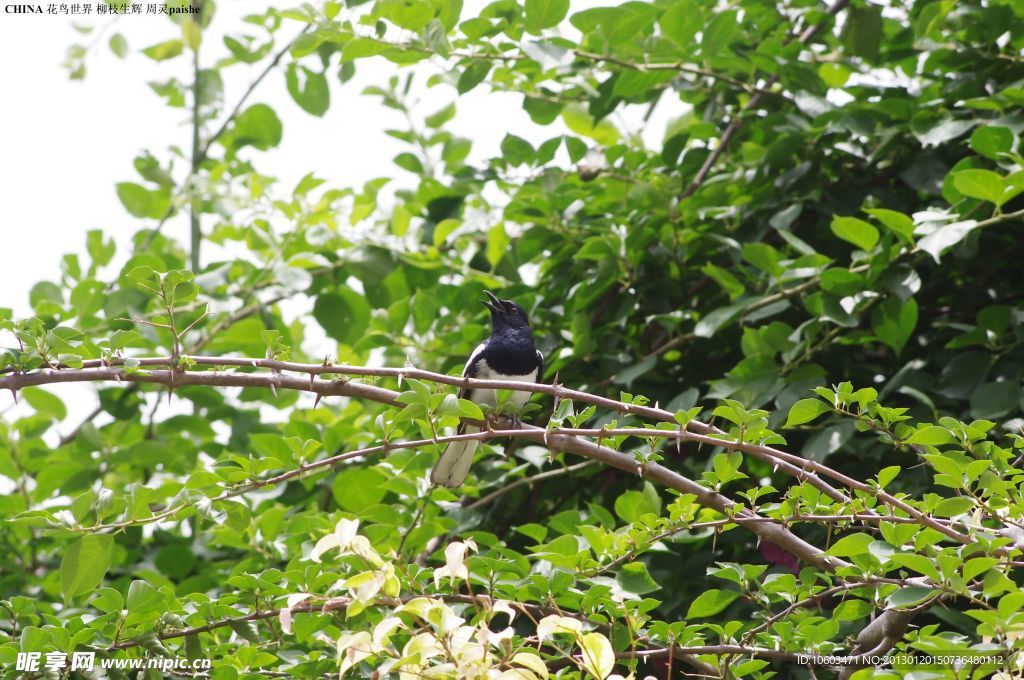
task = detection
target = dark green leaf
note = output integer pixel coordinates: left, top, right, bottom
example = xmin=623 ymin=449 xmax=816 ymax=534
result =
xmin=871 ymin=297 xmax=917 ymax=355
xmin=313 ymin=290 xmax=372 ymax=345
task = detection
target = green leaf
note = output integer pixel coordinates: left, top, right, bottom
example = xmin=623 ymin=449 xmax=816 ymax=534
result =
xmin=841 ymin=5 xmax=882 ymax=62
xmin=572 ymin=4 xmax=657 ymax=43
xmin=61 ymin=535 xmax=114 ymax=603
xmin=701 ymin=263 xmax=744 ymax=300
xmin=889 ymin=553 xmax=941 ymax=581
xmin=693 ymin=301 xmax=744 ymax=338
xmin=613 ymin=482 xmax=661 ymax=523
xmin=142 ymin=39 xmax=183 ymax=61
xmin=686 ymin=589 xmax=739 ymax=618
xmin=248 ymin=433 xmax=292 ymax=463
xmin=313 ymin=290 xmax=371 ymax=345
xmin=30 ymin=281 xmax=62 ymax=309
xmin=394 ymin=152 xmax=424 ymax=173
xmin=659 ymin=0 xmax=701 ymax=46
xmin=952 ymin=169 xmax=1006 ymax=205
xmin=969 ymin=126 xmax=1014 ymax=159
xmin=486 ymin=223 xmax=510 ymax=268
xmin=888 ymin=586 xmax=935 ymax=609
xmin=116 ymin=183 xmax=170 ymax=220
xmin=424 ymin=103 xmax=455 ymax=128
xmin=127 ymin=580 xmax=164 ymax=613
xmin=86 ymin=229 xmax=116 ymax=266
xmin=865 ymin=209 xmax=914 ymax=243
xmin=182 ymin=18 xmax=202 ymax=51
xmin=785 ymin=398 xmax=832 ymax=427
xmin=342 ymin=37 xmax=387 ymax=62
xmin=229 ymin=103 xmax=283 ymax=151
xmin=500 ymin=134 xmax=535 ymax=166
xmin=913 ymin=0 xmax=947 ymax=39
xmin=457 ymin=61 xmax=491 ymax=94
xmin=934 ymin=496 xmax=974 ymax=517
xmin=285 ymin=64 xmax=330 ymax=117
xmin=90 ymin=587 xmax=125 ymax=613
xmin=963 ymin=557 xmax=1000 ymax=582
xmin=561 ymin=105 xmax=619 ymax=145
xmin=833 ymin=599 xmax=872 ymax=621
xmin=22 ymin=387 xmax=67 ymax=419
xmin=524 ymin=0 xmax=569 ymax=34
xmin=871 ymin=297 xmax=917 ymax=355
xmin=109 ymin=33 xmax=128 ymax=58
xmin=826 ymin=532 xmax=874 ymax=557
xmin=830 ymin=216 xmax=879 ymax=251
xmin=332 ymin=467 xmax=387 ymax=512
xmin=820 ymin=269 xmax=864 ymax=296
xmin=516 ymin=523 xmax=548 ymax=543
xmin=376 ymin=0 xmax=434 ymax=31
xmin=578 ymin=632 xmax=614 ymax=680
xmin=877 ymin=465 xmax=900 ymax=488
xmin=616 ymin=562 xmax=660 ymax=595
xmin=701 ymin=10 xmax=738 ymax=57
xmin=818 ymin=63 xmax=850 ymax=88
xmin=905 ymin=425 xmax=952 ymax=446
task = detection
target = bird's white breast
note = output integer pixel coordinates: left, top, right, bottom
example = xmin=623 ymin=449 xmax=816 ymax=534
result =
xmin=470 ymin=358 xmax=538 ymax=408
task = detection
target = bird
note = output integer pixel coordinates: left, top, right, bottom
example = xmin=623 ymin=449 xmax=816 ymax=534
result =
xmin=430 ymin=291 xmax=543 ymax=488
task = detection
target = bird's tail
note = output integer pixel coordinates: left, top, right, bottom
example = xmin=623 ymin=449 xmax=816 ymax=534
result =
xmin=430 ymin=426 xmax=479 ymax=488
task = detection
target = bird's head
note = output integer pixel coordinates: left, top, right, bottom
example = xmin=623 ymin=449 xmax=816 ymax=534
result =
xmin=482 ymin=290 xmax=531 ymax=330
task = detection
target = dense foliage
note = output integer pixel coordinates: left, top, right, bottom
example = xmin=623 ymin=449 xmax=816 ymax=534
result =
xmin=3 ymin=0 xmax=1024 ymax=678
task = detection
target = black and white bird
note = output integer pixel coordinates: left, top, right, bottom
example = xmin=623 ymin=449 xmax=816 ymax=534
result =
xmin=430 ymin=291 xmax=543 ymax=488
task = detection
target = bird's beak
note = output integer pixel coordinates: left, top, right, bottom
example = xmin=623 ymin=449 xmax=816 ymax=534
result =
xmin=481 ymin=290 xmax=503 ymax=314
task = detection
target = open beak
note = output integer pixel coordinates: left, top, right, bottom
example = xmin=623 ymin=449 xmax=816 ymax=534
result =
xmin=481 ymin=290 xmax=504 ymax=314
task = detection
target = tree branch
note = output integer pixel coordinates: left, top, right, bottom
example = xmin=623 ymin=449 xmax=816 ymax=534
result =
xmin=0 ymin=355 xmax=978 ymax=547
xmin=0 ymin=362 xmax=854 ymax=571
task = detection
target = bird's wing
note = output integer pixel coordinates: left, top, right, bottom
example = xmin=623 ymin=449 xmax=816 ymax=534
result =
xmin=459 ymin=341 xmax=487 ymax=400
